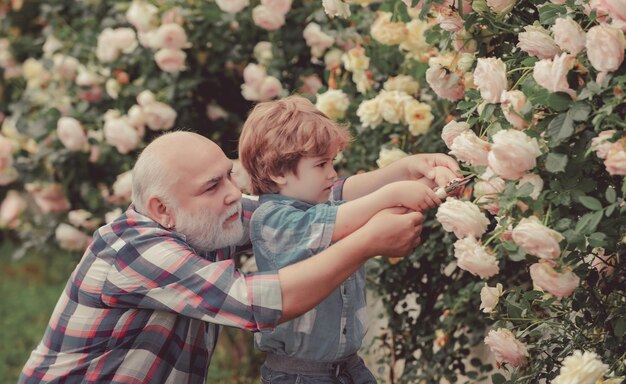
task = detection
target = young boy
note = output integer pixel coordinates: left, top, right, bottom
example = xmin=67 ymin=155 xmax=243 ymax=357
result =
xmin=238 ymin=96 xmax=455 ymax=383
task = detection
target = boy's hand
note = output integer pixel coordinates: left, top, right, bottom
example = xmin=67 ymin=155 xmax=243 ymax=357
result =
xmin=384 ymin=180 xmax=442 ymax=212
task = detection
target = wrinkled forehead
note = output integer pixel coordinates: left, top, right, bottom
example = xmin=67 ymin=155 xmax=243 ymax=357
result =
xmin=171 ymin=145 xmax=232 ymax=188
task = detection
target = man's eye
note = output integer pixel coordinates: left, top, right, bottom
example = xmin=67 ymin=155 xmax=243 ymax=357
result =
xmin=205 ymin=185 xmax=217 ymax=192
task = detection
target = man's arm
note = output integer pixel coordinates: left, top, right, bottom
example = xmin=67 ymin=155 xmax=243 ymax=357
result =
xmin=278 ymin=208 xmax=423 ymax=322
xmin=342 ymin=153 xmax=461 ymax=200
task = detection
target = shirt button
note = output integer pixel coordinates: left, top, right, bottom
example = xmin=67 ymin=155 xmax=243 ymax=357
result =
xmin=343 ymin=328 xmax=347 ymax=335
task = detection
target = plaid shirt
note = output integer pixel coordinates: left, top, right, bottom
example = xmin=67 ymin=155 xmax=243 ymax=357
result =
xmin=19 ymin=197 xmax=282 ymax=384
xmin=252 ymin=179 xmax=368 ymax=362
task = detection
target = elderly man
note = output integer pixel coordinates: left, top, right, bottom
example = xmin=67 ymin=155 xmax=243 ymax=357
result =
xmin=19 ymin=132 xmax=455 ymax=383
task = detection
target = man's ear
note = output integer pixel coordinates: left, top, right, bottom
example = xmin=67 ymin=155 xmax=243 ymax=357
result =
xmin=146 ymin=196 xmax=175 ymax=229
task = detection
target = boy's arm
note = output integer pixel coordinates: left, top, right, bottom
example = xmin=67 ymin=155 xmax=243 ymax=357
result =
xmin=341 ymin=153 xmax=461 ymax=201
xmin=332 ymin=180 xmax=440 ymax=241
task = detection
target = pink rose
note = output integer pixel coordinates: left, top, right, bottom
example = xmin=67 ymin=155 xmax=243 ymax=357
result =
xmin=127 ymin=105 xmax=146 ymax=130
xmin=517 ymin=25 xmax=561 ymax=60
xmin=26 ymin=183 xmax=70 ymax=214
xmin=474 ymin=170 xmax=505 ymax=214
xmin=299 ymin=74 xmax=323 ymax=96
xmin=161 ymin=7 xmax=184 ymax=25
xmin=57 ymin=117 xmax=88 ymax=151
xmin=500 ymin=90 xmax=528 ymax=130
xmin=473 ymin=58 xmax=508 ymax=103
xmin=111 ymin=171 xmax=133 ymax=204
xmin=512 ymin=217 xmax=563 ymax=259
xmin=303 ymin=23 xmax=334 ymax=58
xmin=153 ymin=23 xmax=188 ymax=50
xmin=259 ymin=76 xmax=283 ymax=101
xmin=96 ymin=28 xmax=121 ymax=62
xmin=480 ymin=283 xmax=503 ymax=313
xmin=591 ymin=130 xmax=616 ymax=159
xmin=216 ymin=0 xmax=249 ymax=14
xmin=586 ymin=24 xmax=625 ymax=83
xmin=533 ymin=53 xmax=576 ymax=99
xmin=441 ymin=120 xmax=470 ymax=149
xmin=552 ymin=17 xmax=586 ymax=55
xmin=252 ymin=5 xmax=286 ymax=31
xmin=104 ymin=117 xmax=140 ymax=154
xmin=426 ymin=65 xmax=465 ymax=101
xmin=438 ymin=10 xmax=464 ymax=32
xmin=0 ymin=190 xmax=27 ymax=229
xmin=484 ymin=329 xmax=529 ymax=367
xmin=529 ymin=262 xmax=580 ymax=297
xmin=449 ymin=131 xmax=490 ymax=166
xmin=601 ymin=0 xmax=626 ymax=22
xmin=243 ymin=63 xmax=267 ymax=88
xmin=0 ymin=135 xmax=15 ymax=182
xmin=154 ymin=48 xmax=186 ymax=73
xmin=586 ymin=0 xmax=611 ymax=23
xmin=517 ymin=173 xmax=543 ymax=200
xmin=261 ymin=0 xmax=292 ymax=15
xmin=68 ymin=209 xmax=99 ymax=231
xmin=453 ymin=237 xmax=499 ymax=278
xmin=52 ymin=54 xmax=79 ymax=80
xmin=488 ymin=129 xmax=542 ymax=180
xmin=55 ymin=223 xmax=91 ymax=251
xmin=585 ymin=248 xmax=616 ymax=276
xmin=206 ymin=103 xmax=228 ymax=121
xmin=143 ymin=101 xmax=177 ymax=131
xmin=604 ymin=139 xmax=626 ymax=175
xmin=437 ymin=199 xmax=490 ymax=239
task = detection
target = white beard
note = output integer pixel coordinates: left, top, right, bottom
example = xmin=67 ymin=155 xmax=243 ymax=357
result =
xmin=174 ymin=202 xmax=244 ymax=251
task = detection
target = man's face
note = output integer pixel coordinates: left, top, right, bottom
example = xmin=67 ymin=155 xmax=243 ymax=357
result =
xmin=168 ymin=142 xmax=244 ymax=251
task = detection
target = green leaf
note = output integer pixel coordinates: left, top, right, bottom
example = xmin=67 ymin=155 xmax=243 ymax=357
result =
xmin=588 ymin=232 xmax=607 ymax=247
xmin=492 ymin=373 xmax=507 ymax=384
xmin=547 ymin=113 xmax=574 ymax=147
xmin=578 ymin=196 xmax=603 ymax=210
xmin=606 ymin=204 xmax=616 ymax=217
xmin=509 ymin=247 xmax=527 ymax=262
xmin=606 ymin=187 xmax=617 ymax=203
xmin=539 ymin=4 xmax=568 ymax=25
xmin=569 ymin=102 xmax=591 ymax=121
xmin=622 ymin=179 xmax=626 ymax=196
xmin=507 ymin=302 xmax=524 ymax=318
xmin=614 ymin=318 xmax=626 ymax=338
xmin=545 ymin=153 xmax=568 ymax=173
xmin=575 ymin=211 xmax=604 ymax=235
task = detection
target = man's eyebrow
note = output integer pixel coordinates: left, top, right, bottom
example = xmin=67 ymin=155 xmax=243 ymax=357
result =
xmin=201 ymin=164 xmax=234 ymax=187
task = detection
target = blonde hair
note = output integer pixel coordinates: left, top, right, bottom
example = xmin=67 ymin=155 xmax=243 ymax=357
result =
xmin=239 ymin=95 xmax=352 ymax=195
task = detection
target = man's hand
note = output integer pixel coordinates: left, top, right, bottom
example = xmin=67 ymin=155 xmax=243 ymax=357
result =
xmin=361 ymin=207 xmax=424 ymax=258
xmin=404 ymin=154 xmax=461 ymax=187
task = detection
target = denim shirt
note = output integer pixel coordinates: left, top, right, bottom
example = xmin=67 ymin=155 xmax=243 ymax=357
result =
xmin=251 ymin=193 xmax=368 ymax=362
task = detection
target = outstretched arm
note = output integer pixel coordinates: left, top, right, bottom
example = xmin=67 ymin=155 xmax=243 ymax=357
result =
xmin=342 ymin=153 xmax=461 ymax=200
xmin=278 ymin=208 xmax=423 ymax=322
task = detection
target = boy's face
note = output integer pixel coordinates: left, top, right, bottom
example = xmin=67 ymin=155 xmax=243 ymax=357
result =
xmin=278 ymin=151 xmax=338 ymax=204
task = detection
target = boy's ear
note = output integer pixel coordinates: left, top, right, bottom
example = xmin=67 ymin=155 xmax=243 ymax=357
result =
xmin=269 ymin=173 xmax=287 ymax=186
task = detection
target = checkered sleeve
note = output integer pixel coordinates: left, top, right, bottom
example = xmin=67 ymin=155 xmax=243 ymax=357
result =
xmin=330 ymin=176 xmax=348 ymax=202
xmin=251 ymin=203 xmax=338 ymax=272
xmin=101 ymin=233 xmax=282 ymax=331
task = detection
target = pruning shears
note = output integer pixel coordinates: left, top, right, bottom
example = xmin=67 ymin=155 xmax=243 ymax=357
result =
xmin=435 ymin=175 xmax=475 ymax=199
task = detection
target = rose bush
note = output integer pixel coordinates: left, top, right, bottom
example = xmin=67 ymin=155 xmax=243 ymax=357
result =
xmin=0 ymin=0 xmax=624 ymax=383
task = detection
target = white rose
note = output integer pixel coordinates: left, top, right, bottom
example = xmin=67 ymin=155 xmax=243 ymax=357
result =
xmin=112 ymin=171 xmax=133 ymax=203
xmin=488 ymin=129 xmax=542 ymax=180
xmin=512 ymin=217 xmax=563 ymax=259
xmin=136 ymin=90 xmax=155 ymax=106
xmin=480 ymin=283 xmax=503 ymax=313
xmin=437 ymin=199 xmax=490 ymax=239
xmin=216 ymin=0 xmax=249 ymax=14
xmin=484 ymin=329 xmax=529 ymax=367
xmin=143 ymin=101 xmax=177 ymax=131
xmin=126 ymin=0 xmax=158 ymax=32
xmin=341 ymin=45 xmax=369 ymax=72
xmin=553 ymin=350 xmax=609 ymax=384
xmin=55 ymin=223 xmax=91 ymax=251
xmin=103 ymin=117 xmax=140 ymax=154
xmin=376 ymin=147 xmax=409 ymax=168
xmin=533 ymin=52 xmax=576 ymax=99
xmin=473 ymin=57 xmax=508 ymax=104
xmin=253 ymin=41 xmax=273 ymax=65
xmin=154 ymin=48 xmax=186 ymax=73
xmin=378 ymin=90 xmax=413 ymax=124
xmin=454 ymin=237 xmax=499 ymax=278
xmin=322 ymin=0 xmax=351 ymax=18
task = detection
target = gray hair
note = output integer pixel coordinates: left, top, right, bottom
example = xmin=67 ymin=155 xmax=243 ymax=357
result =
xmin=131 ymin=147 xmax=177 ymax=214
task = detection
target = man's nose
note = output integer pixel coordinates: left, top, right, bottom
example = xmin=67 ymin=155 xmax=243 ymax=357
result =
xmin=224 ymin=178 xmax=242 ymax=205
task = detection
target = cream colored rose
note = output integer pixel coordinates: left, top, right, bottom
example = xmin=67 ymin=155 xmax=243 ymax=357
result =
xmin=437 ymin=199 xmax=489 ymax=239
xmin=500 ymin=90 xmax=528 ymax=130
xmin=26 ymin=183 xmax=70 ymax=214
xmin=378 ymin=90 xmax=413 ymax=124
xmin=126 ymin=0 xmax=158 ymax=32
xmin=153 ymin=23 xmax=188 ymax=50
xmin=68 ymin=209 xmax=99 ymax=231
xmin=400 ymin=18 xmax=431 ymax=59
xmin=553 ymin=350 xmax=609 ymax=384
xmin=104 ymin=117 xmax=140 ymax=154
xmin=253 ymin=42 xmax=273 ymax=65
xmin=323 ymin=0 xmax=351 ymax=18
xmin=383 ymin=75 xmax=419 ymax=95
xmin=552 ymin=17 xmax=586 ymax=55
xmin=529 ymin=261 xmax=580 ymax=297
xmin=53 ymin=54 xmax=79 ymax=80
xmin=342 ymin=46 xmax=369 ymax=72
xmin=487 ymin=0 xmax=516 ymax=14
xmin=480 ymin=283 xmax=503 ymax=313
xmin=111 ymin=171 xmax=133 ymax=204
xmin=484 ymin=329 xmax=529 ymax=367
xmin=517 ymin=173 xmax=543 ymax=200
xmin=517 ymin=25 xmax=561 ymax=59
xmin=453 ymin=237 xmax=499 ymax=278
xmin=441 ymin=120 xmax=469 ymax=149
xmin=324 ymin=49 xmax=343 ymax=70
xmin=376 ymin=147 xmax=409 ymax=168
xmin=55 ymin=223 xmax=91 ymax=251
xmin=76 ymin=68 xmax=101 ymax=87
xmin=105 ymin=78 xmax=121 ymax=99
xmin=449 ymin=130 xmax=490 ymax=166
xmin=586 ymin=24 xmax=625 ymax=83
xmin=357 ymin=98 xmax=383 ymax=129
xmin=604 ymin=139 xmax=626 ymax=175
xmin=512 ymin=217 xmax=563 ymax=259
xmin=473 ymin=57 xmax=508 ymax=103
xmin=57 ymin=117 xmax=88 ymax=151
xmin=474 ymin=170 xmax=505 ymax=214
xmin=304 ymin=23 xmax=334 ymax=58
xmin=0 ymin=190 xmax=27 ymax=229
xmin=533 ymin=53 xmax=576 ymax=99
xmin=154 ymin=48 xmax=186 ymax=73
xmin=591 ymin=130 xmax=616 ymax=159
xmin=488 ymin=129 xmax=542 ymax=180
xmin=143 ymin=101 xmax=177 ymax=131
xmin=404 ymin=99 xmax=433 ymax=136
xmin=371 ymin=12 xmax=408 ymax=46
xmin=316 ymin=89 xmax=350 ymax=121
xmin=262 ymin=0 xmax=293 ymax=14
xmin=252 ymin=5 xmax=285 ymax=31
xmin=127 ymin=105 xmax=146 ymax=129
xmin=96 ymin=28 xmax=138 ymax=63
xmin=216 ymin=0 xmax=249 ymax=14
